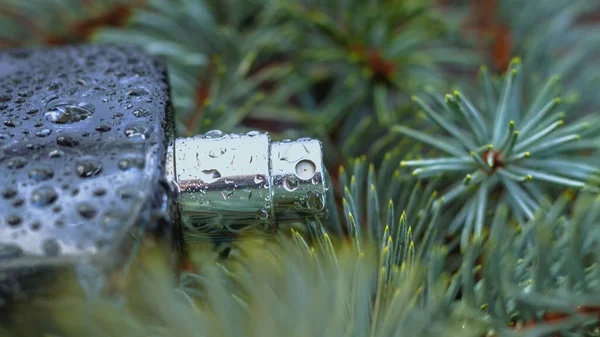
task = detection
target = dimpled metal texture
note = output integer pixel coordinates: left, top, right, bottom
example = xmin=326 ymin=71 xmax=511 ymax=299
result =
xmin=0 ymin=45 xmax=172 ymax=268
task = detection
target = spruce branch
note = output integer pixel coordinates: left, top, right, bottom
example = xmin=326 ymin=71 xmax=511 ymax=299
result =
xmin=464 ymin=0 xmax=600 ymax=113
xmin=7 ymin=236 xmax=485 ymax=337
xmin=271 ymin=0 xmax=478 ymax=161
xmin=395 ymin=59 xmax=600 ymax=250
xmin=323 ymin=155 xmax=446 ymax=259
xmin=0 ymin=0 xmax=142 ymax=47
xmin=93 ymin=0 xmax=295 ymax=136
xmin=458 ymin=192 xmax=600 ymax=336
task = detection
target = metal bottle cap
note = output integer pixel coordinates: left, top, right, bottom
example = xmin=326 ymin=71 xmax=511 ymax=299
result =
xmin=168 ymin=130 xmax=327 ymax=239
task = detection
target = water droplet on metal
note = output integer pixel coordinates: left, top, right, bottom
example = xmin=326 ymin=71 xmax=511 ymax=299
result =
xmin=127 ymin=87 xmax=149 ymax=97
xmin=203 ymin=130 xmax=224 ymax=139
xmin=77 ymin=203 xmax=97 ymax=219
xmin=35 ymin=128 xmax=52 ymax=137
xmin=75 ymin=158 xmax=102 ymax=178
xmin=6 ymin=214 xmax=22 ymax=227
xmin=6 ymin=157 xmax=27 ymax=169
xmin=283 ymin=176 xmax=299 ymax=192
xmin=132 ymin=108 xmax=151 ymax=117
xmin=209 ymin=147 xmax=226 ymax=158
xmin=56 ymin=135 xmax=79 ymax=147
xmin=202 ymin=169 xmax=221 ymax=179
xmin=49 ymin=149 xmax=65 ymax=158
xmin=117 ymin=156 xmax=145 ymax=171
xmin=117 ymin=186 xmax=143 ymax=201
xmin=306 ymin=191 xmax=325 ymax=211
xmin=17 ymin=89 xmax=32 ymax=97
xmin=101 ymin=211 xmax=126 ymax=230
xmin=279 ymin=143 xmax=311 ymax=163
xmin=93 ymin=188 xmax=107 ymax=197
xmin=31 ymin=186 xmax=58 ymax=207
xmin=0 ymin=132 xmax=13 ymax=139
xmin=3 ymin=118 xmax=21 ymax=127
xmin=30 ymin=221 xmax=41 ymax=231
xmin=124 ymin=124 xmax=150 ymax=140
xmin=257 ymin=208 xmax=269 ymax=220
xmin=95 ymin=124 xmax=112 ymax=132
xmin=28 ymin=168 xmax=54 ymax=182
xmin=44 ymin=98 xmax=95 ymax=124
xmin=2 ymin=188 xmax=17 ymax=199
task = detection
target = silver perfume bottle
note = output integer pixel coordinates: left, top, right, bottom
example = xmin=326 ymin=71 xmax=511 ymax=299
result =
xmin=0 ymin=44 xmax=327 ymax=303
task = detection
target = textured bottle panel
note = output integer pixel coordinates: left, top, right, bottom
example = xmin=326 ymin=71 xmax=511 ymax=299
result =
xmin=0 ymin=45 xmax=175 ymax=281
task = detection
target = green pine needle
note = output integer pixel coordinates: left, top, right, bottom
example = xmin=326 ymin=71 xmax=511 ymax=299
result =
xmin=394 ymin=61 xmax=600 ymax=249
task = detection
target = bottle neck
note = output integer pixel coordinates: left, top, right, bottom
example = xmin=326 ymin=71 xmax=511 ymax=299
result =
xmin=165 ymin=131 xmax=328 ymax=239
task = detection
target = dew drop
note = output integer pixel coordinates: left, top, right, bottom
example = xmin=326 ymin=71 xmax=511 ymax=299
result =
xmin=132 ymin=108 xmax=151 ymax=117
xmin=203 ymin=130 xmax=224 ymax=139
xmin=254 ymin=175 xmax=265 ymax=184
xmin=124 ymin=124 xmax=150 ymax=140
xmin=306 ymin=191 xmax=325 ymax=211
xmin=30 ymin=221 xmax=41 ymax=231
xmin=208 ymin=147 xmax=226 ymax=158
xmin=93 ymin=188 xmax=107 ymax=197
xmin=35 ymin=128 xmax=52 ymax=137
xmin=28 ymin=168 xmax=54 ymax=182
xmin=56 ymin=135 xmax=79 ymax=147
xmin=6 ymin=157 xmax=27 ymax=169
xmin=46 ymin=82 xmax=60 ymax=91
xmin=1 ymin=188 xmax=17 ymax=199
xmin=31 ymin=186 xmax=58 ymax=207
xmin=6 ymin=214 xmax=22 ymax=227
xmin=101 ymin=211 xmax=126 ymax=230
xmin=283 ymin=176 xmax=299 ymax=192
xmin=76 ymin=158 xmax=103 ymax=178
xmin=49 ymin=149 xmax=65 ymax=158
xmin=77 ymin=203 xmax=97 ymax=219
xmin=118 ymin=186 xmax=143 ymax=201
xmin=0 ymin=132 xmax=13 ymax=140
xmin=95 ymin=124 xmax=112 ymax=132
xmin=3 ymin=118 xmax=21 ymax=128
xmin=17 ymin=89 xmax=32 ymax=97
xmin=257 ymin=208 xmax=269 ymax=220
xmin=44 ymin=98 xmax=95 ymax=124
xmin=127 ymin=87 xmax=149 ymax=97
xmin=201 ymin=169 xmax=221 ymax=179
xmin=117 ymin=156 xmax=145 ymax=171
